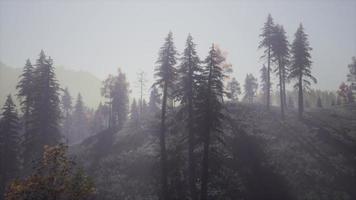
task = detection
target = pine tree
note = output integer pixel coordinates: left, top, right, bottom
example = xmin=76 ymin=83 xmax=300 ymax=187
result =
xmin=260 ymin=65 xmax=269 ymax=104
xmin=176 ymin=34 xmax=201 ymax=200
xmin=16 ymin=59 xmax=34 ymax=133
xmin=259 ymin=14 xmax=275 ymax=110
xmin=227 ymin=77 xmax=241 ymax=102
xmin=130 ymin=99 xmax=140 ymax=126
xmin=61 ymin=87 xmax=72 ymax=118
xmin=102 ymin=69 xmax=129 ymax=131
xmin=199 ymin=44 xmax=227 ymax=200
xmin=60 ymin=87 xmax=72 ymax=143
xmin=271 ymin=25 xmax=289 ymax=118
xmin=148 ymin=86 xmax=161 ymax=114
xmin=153 ymin=31 xmax=177 ymax=200
xmin=25 ymin=50 xmax=61 ymax=167
xmin=0 ymin=95 xmax=20 ymax=194
xmin=289 ymin=24 xmax=316 ymax=119
xmin=243 ymin=74 xmax=258 ymax=104
xmin=70 ymin=93 xmax=89 ymax=144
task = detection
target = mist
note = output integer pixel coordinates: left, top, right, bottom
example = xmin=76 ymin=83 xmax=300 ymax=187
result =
xmin=0 ymin=0 xmax=356 ymax=200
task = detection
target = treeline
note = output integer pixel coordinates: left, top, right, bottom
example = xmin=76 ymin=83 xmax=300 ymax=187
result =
xmin=0 ymin=51 xmax=95 ymax=199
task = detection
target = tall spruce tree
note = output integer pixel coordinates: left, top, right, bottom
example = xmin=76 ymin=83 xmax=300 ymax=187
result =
xmin=271 ymin=25 xmax=290 ymax=118
xmin=25 ymin=50 xmax=61 ymax=167
xmin=259 ymin=14 xmax=275 ymax=110
xmin=153 ymin=31 xmax=177 ymax=200
xmin=244 ymin=74 xmax=258 ymax=104
xmin=289 ymin=24 xmax=316 ymax=119
xmin=199 ymin=44 xmax=227 ymax=200
xmin=226 ymin=77 xmax=241 ymax=102
xmin=176 ymin=34 xmax=201 ymax=200
xmin=148 ymin=86 xmax=161 ymax=115
xmin=0 ymin=95 xmax=20 ymax=194
xmin=16 ymin=59 xmax=34 ymax=133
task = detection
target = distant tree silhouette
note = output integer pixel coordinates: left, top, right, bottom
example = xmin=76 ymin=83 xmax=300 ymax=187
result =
xmin=259 ymin=14 xmax=275 ymax=110
xmin=60 ymin=87 xmax=72 ymax=143
xmin=61 ymin=87 xmax=72 ymax=118
xmin=102 ymin=69 xmax=129 ymax=131
xmin=227 ymin=77 xmax=241 ymax=102
xmin=244 ymin=74 xmax=258 ymax=104
xmin=289 ymin=24 xmax=316 ymax=119
xmin=70 ymin=93 xmax=90 ymax=144
xmin=130 ymin=99 xmax=140 ymax=126
xmin=271 ymin=25 xmax=289 ymax=118
xmin=153 ymin=31 xmax=177 ymax=200
xmin=148 ymin=86 xmax=161 ymax=115
xmin=0 ymin=95 xmax=20 ymax=196
xmin=260 ymin=65 xmax=269 ymax=104
xmin=175 ymin=34 xmax=201 ymax=200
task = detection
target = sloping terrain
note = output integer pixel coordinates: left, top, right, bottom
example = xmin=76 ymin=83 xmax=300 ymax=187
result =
xmin=73 ymin=104 xmax=356 ymax=200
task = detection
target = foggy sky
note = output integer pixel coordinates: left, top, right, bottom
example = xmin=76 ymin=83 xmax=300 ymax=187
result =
xmin=1 ymin=0 xmax=355 ymax=99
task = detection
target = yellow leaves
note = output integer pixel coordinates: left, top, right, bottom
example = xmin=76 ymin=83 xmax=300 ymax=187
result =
xmin=5 ymin=144 xmax=95 ymax=200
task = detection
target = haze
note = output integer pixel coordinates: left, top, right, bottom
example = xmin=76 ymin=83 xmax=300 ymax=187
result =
xmin=1 ymin=0 xmax=355 ymax=99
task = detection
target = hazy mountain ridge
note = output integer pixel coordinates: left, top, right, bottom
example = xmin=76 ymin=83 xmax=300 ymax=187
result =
xmin=0 ymin=61 xmax=103 ymax=108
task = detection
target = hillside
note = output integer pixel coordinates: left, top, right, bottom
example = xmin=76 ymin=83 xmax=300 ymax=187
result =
xmin=0 ymin=62 xmax=103 ymax=108
xmin=73 ymin=104 xmax=356 ymax=200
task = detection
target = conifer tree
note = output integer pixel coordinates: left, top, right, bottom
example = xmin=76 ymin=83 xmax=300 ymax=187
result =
xmin=148 ymin=86 xmax=161 ymax=114
xmin=259 ymin=14 xmax=275 ymax=110
xmin=60 ymin=87 xmax=72 ymax=143
xmin=25 ymin=50 xmax=61 ymax=167
xmin=243 ymin=74 xmax=258 ymax=104
xmin=0 ymin=95 xmax=20 ymax=194
xmin=70 ymin=93 xmax=89 ymax=144
xmin=153 ymin=31 xmax=177 ymax=200
xmin=176 ymin=34 xmax=201 ymax=200
xmin=61 ymin=87 xmax=72 ymax=118
xmin=226 ymin=77 xmax=241 ymax=102
xmin=260 ymin=65 xmax=269 ymax=104
xmin=289 ymin=24 xmax=316 ymax=119
xmin=199 ymin=44 xmax=227 ymax=200
xmin=102 ymin=69 xmax=129 ymax=131
xmin=16 ymin=59 xmax=34 ymax=133
xmin=271 ymin=25 xmax=290 ymax=118
xmin=130 ymin=99 xmax=140 ymax=127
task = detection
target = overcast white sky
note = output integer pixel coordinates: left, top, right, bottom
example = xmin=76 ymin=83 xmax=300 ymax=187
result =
xmin=1 ymin=0 xmax=355 ymax=98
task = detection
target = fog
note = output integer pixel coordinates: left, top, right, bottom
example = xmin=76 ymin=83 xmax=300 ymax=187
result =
xmin=0 ymin=1 xmax=356 ymax=200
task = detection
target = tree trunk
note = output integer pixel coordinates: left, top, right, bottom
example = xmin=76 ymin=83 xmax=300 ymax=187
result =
xmin=160 ymin=82 xmax=169 ymax=200
xmin=267 ymin=47 xmax=271 ymax=110
xmin=201 ymin=62 xmax=213 ymax=200
xmin=188 ymin=59 xmax=197 ymax=200
xmin=298 ymin=75 xmax=304 ymax=119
